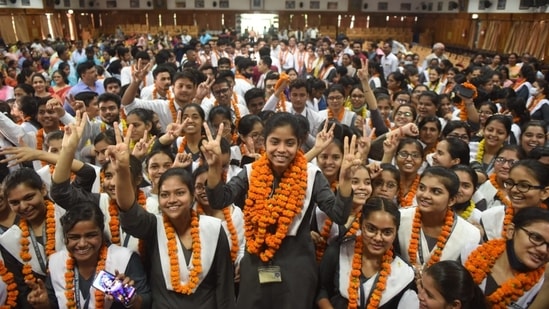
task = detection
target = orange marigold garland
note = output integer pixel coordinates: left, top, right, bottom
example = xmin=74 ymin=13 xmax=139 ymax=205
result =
xmin=399 ymin=175 xmax=420 ymax=208
xmin=347 ymin=235 xmax=393 ymax=309
xmin=0 ymin=260 xmax=18 ymax=308
xmin=168 ymin=97 xmax=178 ymax=123
xmin=244 ymin=151 xmax=308 ymax=262
xmin=163 ymin=210 xmax=202 ymax=294
xmin=19 ymin=199 xmax=57 ymax=284
xmin=65 ymin=244 xmax=107 ymax=309
xmin=274 ymin=73 xmax=289 ymax=112
xmin=489 ymin=174 xmax=512 ymax=209
xmin=196 ymin=204 xmax=240 ymax=263
xmin=408 ymin=207 xmax=454 ymax=267
xmin=344 ymin=212 xmax=362 ymax=238
xmin=347 ymin=234 xmax=363 ymax=309
xmin=464 ymin=238 xmax=545 ymax=309
xmin=455 ymin=82 xmax=478 ymax=122
xmin=44 ymin=200 xmax=57 ymax=258
xmin=328 ymin=108 xmax=345 ymax=123
xmin=108 ymin=190 xmax=147 ymax=247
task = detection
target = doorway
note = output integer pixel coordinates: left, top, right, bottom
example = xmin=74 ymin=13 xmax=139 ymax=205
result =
xmin=239 ymin=13 xmax=278 ymax=39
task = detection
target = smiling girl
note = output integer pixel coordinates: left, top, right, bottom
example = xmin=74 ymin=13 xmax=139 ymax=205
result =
xmin=397 ymin=167 xmax=481 ymax=269
xmin=203 ymin=112 xmax=359 ymax=308
xmin=471 ymin=115 xmax=512 ymax=175
xmin=464 ymin=207 xmax=549 ymax=308
xmin=0 ymin=168 xmax=66 ymax=307
xmin=481 ymin=159 xmax=549 ymax=241
xmin=476 ymin=145 xmax=526 ymax=212
xmin=318 ymin=198 xmax=418 ymax=309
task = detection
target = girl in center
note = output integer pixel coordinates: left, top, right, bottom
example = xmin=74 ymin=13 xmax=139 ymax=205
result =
xmin=397 ymin=166 xmax=481 ymax=269
xmin=203 ymin=112 xmax=357 ymax=308
xmin=317 ymin=197 xmax=418 ymax=309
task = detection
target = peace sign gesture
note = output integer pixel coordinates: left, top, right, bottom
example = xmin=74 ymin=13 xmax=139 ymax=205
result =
xmin=356 ymin=121 xmax=375 ymax=162
xmin=305 ymin=120 xmax=336 ymax=162
xmin=132 ymin=58 xmax=153 ymax=82
xmin=195 ymin=75 xmax=215 ymax=101
xmin=105 ymin=122 xmax=132 ymax=171
xmin=200 ymin=122 xmax=224 ymax=167
xmin=338 ymin=135 xmax=362 ymax=197
xmin=356 ymin=58 xmax=369 ymax=82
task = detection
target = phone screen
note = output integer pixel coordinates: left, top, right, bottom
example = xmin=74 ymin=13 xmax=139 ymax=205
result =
xmin=92 ymin=270 xmax=136 ymax=306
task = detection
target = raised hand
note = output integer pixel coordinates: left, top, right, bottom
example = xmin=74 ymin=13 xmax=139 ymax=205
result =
xmin=195 ymin=75 xmax=215 ymax=100
xmin=399 ymin=123 xmax=419 ymax=137
xmin=340 ymin=135 xmax=362 ymax=182
xmin=105 ymin=122 xmax=131 ymax=171
xmin=172 ymin=152 xmax=193 ymax=168
xmin=47 ymin=96 xmax=67 ymax=118
xmin=131 ymin=129 xmax=155 ymax=160
xmin=200 ymin=122 xmax=224 ymax=167
xmin=383 ymin=133 xmax=400 ymax=155
xmin=62 ymin=111 xmax=88 ymax=150
xmin=132 ymin=58 xmax=152 ymax=82
xmin=165 ymin=111 xmax=188 ymax=140
xmin=26 ymin=279 xmax=49 ymax=308
xmin=366 ymin=162 xmax=383 ymax=179
xmin=356 ymin=122 xmax=374 ymax=161
xmin=314 ymin=120 xmax=336 ymax=153
xmin=0 ymin=137 xmax=42 ymax=167
xmin=356 ymin=58 xmax=369 ymax=82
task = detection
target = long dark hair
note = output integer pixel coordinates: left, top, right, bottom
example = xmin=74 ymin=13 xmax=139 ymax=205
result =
xmin=423 ymin=261 xmax=488 ymax=309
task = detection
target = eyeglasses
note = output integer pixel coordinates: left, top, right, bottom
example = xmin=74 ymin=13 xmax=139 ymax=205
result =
xmin=362 ymin=223 xmax=395 ymax=239
xmin=213 ymin=87 xmax=231 ymax=96
xmin=503 ymin=179 xmax=544 ymax=193
xmin=397 ymin=99 xmax=409 ymax=104
xmin=494 ymin=157 xmax=519 ymax=166
xmin=372 ymin=179 xmax=398 ymax=189
xmin=194 ymin=184 xmax=206 ymax=191
xmin=395 ymin=111 xmax=413 ymax=118
xmin=327 ymin=96 xmax=344 ymax=101
xmin=397 ymin=151 xmax=422 ymax=160
xmin=519 ymin=227 xmax=549 ymax=248
xmin=446 ymin=134 xmax=469 ymax=141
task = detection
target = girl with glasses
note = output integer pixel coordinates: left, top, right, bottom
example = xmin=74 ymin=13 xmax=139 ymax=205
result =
xmin=317 ymin=197 xmax=418 ymax=309
xmin=382 ymin=138 xmax=424 ymax=208
xmin=476 ymin=145 xmax=525 ymax=214
xmin=319 ymin=84 xmax=357 ymax=128
xmin=371 ymin=163 xmax=400 ymax=203
xmin=481 ymin=159 xmax=549 ymax=241
xmin=463 ymin=207 xmax=549 ymax=309
xmin=470 ymin=101 xmax=497 ymax=142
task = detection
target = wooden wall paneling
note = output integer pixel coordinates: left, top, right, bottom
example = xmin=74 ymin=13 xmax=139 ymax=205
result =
xmin=307 ymin=14 xmax=321 ymax=27
xmin=176 ymin=11 xmax=194 ymax=25
xmin=224 ymin=12 xmax=235 ymax=29
xmin=353 ymin=14 xmax=367 ymax=28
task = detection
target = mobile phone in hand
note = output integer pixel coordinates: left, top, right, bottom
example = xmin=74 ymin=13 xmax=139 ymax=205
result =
xmin=92 ymin=270 xmax=136 ymax=306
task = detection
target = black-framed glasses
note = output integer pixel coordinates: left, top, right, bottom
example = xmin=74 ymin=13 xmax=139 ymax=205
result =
xmin=446 ymin=133 xmax=470 ymax=141
xmin=397 ymin=151 xmax=422 ymax=160
xmin=372 ymin=179 xmax=398 ymax=189
xmin=212 ymin=87 xmax=231 ymax=96
xmin=395 ymin=111 xmax=413 ymax=118
xmin=494 ymin=157 xmax=519 ymax=166
xmin=519 ymin=227 xmax=549 ymax=248
xmin=503 ymin=179 xmax=544 ymax=193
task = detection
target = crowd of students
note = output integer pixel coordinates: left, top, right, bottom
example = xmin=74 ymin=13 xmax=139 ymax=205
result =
xmin=0 ymin=32 xmax=548 ymax=309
